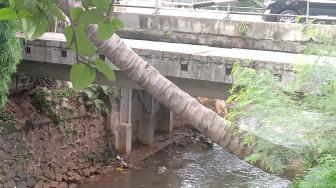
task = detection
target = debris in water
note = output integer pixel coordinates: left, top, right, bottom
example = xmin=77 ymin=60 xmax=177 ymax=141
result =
xmin=116 ymin=155 xmax=128 ymax=168
xmin=157 ymin=166 xmax=168 ymax=175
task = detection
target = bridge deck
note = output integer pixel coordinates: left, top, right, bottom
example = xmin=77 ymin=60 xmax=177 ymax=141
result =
xmin=27 ymin=32 xmax=318 ymax=66
xmin=19 ymin=32 xmax=329 ymax=98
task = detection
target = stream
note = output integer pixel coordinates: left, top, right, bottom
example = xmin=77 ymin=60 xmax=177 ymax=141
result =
xmin=79 ymin=143 xmax=290 ymax=188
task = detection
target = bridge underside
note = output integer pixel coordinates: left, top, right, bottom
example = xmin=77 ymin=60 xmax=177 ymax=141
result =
xmin=18 ymin=60 xmax=231 ymax=154
xmin=19 ymin=60 xmax=231 ymax=99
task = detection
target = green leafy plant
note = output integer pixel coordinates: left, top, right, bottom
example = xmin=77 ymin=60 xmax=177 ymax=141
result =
xmin=54 ymin=81 xmax=74 ymax=99
xmin=227 ymin=26 xmax=336 ymax=182
xmin=79 ymin=85 xmax=119 ymax=113
xmin=34 ymin=89 xmax=52 ymax=111
xmin=34 ymin=88 xmax=65 ymax=124
xmin=0 ymin=0 xmax=123 ymax=90
xmin=0 ymin=111 xmax=14 ymax=122
xmin=292 ymin=155 xmax=336 ymax=188
xmin=229 ymin=63 xmax=336 ymax=174
xmin=288 ymin=26 xmax=336 ymax=188
xmin=0 ymin=0 xmax=21 ymax=110
xmin=236 ymin=22 xmax=249 ymax=38
xmin=0 ymin=110 xmax=16 ymax=134
xmin=242 ymin=133 xmax=256 ymax=147
xmin=163 ymin=30 xmax=173 ymax=38
xmin=301 ymin=25 xmax=336 ymax=56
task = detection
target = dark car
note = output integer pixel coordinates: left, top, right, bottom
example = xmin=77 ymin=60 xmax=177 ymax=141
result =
xmin=262 ymin=0 xmax=336 ymax=23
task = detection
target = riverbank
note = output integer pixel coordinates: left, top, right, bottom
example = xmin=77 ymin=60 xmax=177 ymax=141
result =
xmin=0 ymin=79 xmax=303 ymax=188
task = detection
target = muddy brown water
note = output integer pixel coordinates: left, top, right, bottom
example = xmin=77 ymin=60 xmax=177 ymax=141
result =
xmin=79 ymin=144 xmax=290 ymax=188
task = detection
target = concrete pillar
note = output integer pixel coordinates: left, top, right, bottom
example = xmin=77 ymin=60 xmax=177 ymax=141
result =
xmin=116 ymin=88 xmax=132 ymax=154
xmin=120 ymin=88 xmax=132 ymax=123
xmin=138 ymin=91 xmax=157 ymax=145
xmin=159 ymin=107 xmax=174 ymax=136
xmin=140 ymin=114 xmax=155 ymax=144
xmin=115 ymin=123 xmax=132 ymax=154
xmin=106 ymin=101 xmax=119 ymax=151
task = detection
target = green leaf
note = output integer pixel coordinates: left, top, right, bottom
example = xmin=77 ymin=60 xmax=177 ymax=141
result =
xmin=20 ymin=9 xmax=49 ymax=40
xmin=84 ymin=90 xmax=95 ymax=98
xmin=97 ymin=17 xmax=123 ymax=40
xmin=79 ymin=9 xmax=104 ymax=27
xmin=112 ymin=17 xmax=124 ymax=29
xmin=70 ymin=7 xmax=83 ymax=21
xmin=13 ymin=0 xmax=24 ymax=10
xmin=63 ymin=26 xmax=96 ymax=56
xmin=46 ymin=10 xmax=56 ymax=29
xmin=93 ymin=59 xmax=115 ymax=80
xmin=91 ymin=0 xmax=111 ymax=11
xmin=17 ymin=9 xmax=31 ymax=18
xmin=75 ymin=27 xmax=96 ymax=56
xmin=63 ymin=26 xmax=74 ymax=48
xmin=97 ymin=21 xmax=112 ymax=40
xmin=13 ymin=0 xmax=36 ymax=12
xmin=24 ymin=0 xmax=37 ymax=12
xmin=31 ymin=10 xmax=49 ymax=39
xmin=21 ymin=17 xmax=35 ymax=39
xmin=100 ymin=85 xmax=109 ymax=95
xmin=0 ymin=8 xmax=16 ymax=20
xmin=70 ymin=63 xmax=96 ymax=90
xmin=49 ymin=3 xmax=65 ymax=21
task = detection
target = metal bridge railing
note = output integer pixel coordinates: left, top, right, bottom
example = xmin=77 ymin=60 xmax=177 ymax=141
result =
xmin=115 ymin=0 xmax=336 ymax=23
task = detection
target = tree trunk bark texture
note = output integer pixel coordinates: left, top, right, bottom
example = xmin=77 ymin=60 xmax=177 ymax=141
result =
xmin=58 ymin=0 xmax=235 ymax=149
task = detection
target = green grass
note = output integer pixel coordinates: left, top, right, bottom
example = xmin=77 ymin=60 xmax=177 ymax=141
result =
xmin=228 ymin=63 xmax=336 ymax=175
xmin=228 ymin=26 xmax=336 ymax=185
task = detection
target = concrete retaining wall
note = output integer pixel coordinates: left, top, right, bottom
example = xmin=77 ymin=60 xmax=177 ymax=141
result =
xmin=116 ymin=12 xmax=336 ymax=53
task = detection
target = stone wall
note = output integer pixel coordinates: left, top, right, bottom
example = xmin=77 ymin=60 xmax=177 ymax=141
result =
xmin=0 ymin=114 xmax=111 ymax=188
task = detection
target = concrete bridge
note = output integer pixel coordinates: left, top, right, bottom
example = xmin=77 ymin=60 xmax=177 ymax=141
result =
xmin=19 ymin=33 xmax=318 ymax=97
xmin=18 ymin=11 xmax=335 ymax=154
xmin=17 ymin=31 xmax=321 ymax=154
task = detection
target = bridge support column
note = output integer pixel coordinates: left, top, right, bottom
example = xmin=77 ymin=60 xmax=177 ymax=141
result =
xmin=159 ymin=107 xmax=174 ymax=136
xmin=116 ymin=88 xmax=132 ymax=155
xmin=115 ymin=123 xmax=132 ymax=155
xmin=140 ymin=114 xmax=155 ymax=144
xmin=138 ymin=91 xmax=161 ymax=145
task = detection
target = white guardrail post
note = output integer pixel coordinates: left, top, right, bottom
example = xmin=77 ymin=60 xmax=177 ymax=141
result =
xmin=225 ymin=3 xmax=230 ymax=19
xmin=306 ymin=0 xmax=310 ymax=23
xmin=154 ymin=0 xmax=160 ymax=14
xmin=113 ymin=1 xmax=336 ymax=22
